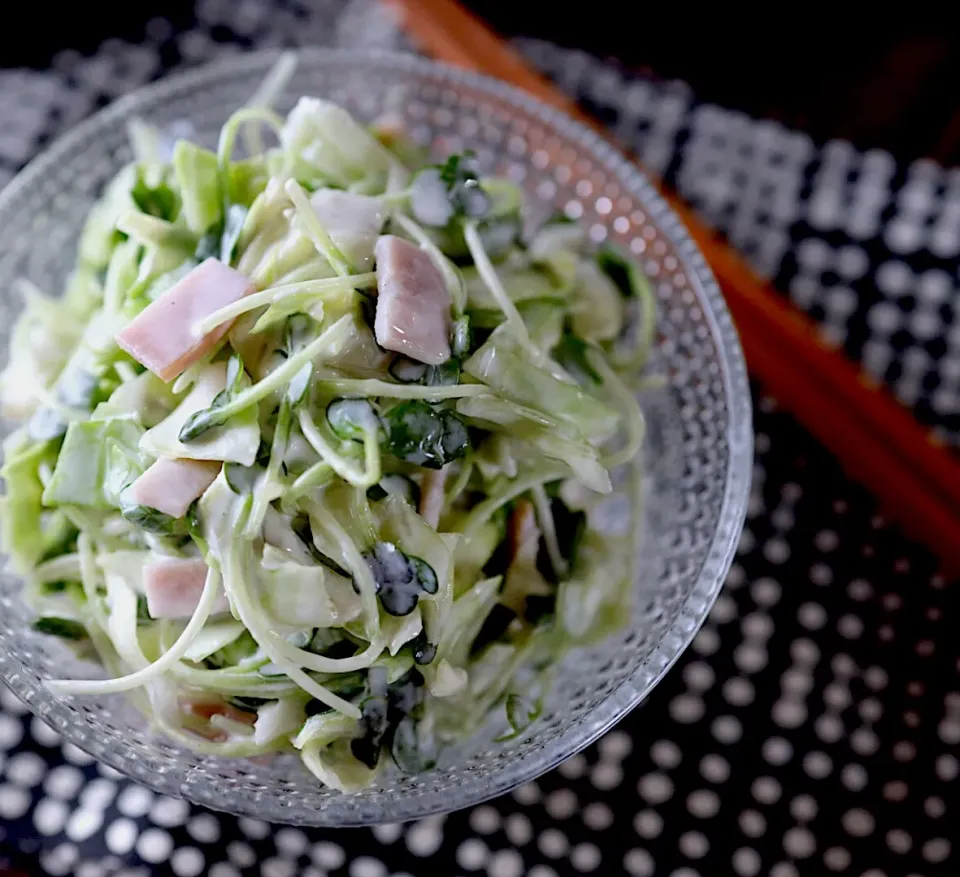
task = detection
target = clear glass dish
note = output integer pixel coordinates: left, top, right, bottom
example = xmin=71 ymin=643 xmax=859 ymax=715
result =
xmin=0 ymin=49 xmax=752 ymax=826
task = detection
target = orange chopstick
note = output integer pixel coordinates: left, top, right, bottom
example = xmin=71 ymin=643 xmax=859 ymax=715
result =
xmin=382 ymin=0 xmax=960 ymax=569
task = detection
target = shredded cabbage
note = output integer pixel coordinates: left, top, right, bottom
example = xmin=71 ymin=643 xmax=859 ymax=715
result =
xmin=0 ymin=57 xmax=655 ymax=790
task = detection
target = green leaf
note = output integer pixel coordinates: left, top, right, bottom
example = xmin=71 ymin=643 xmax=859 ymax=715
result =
xmin=596 ymin=244 xmax=645 ymax=299
xmin=285 ymin=363 xmax=313 ymax=408
xmin=27 ymin=360 xmax=106 ymax=442
xmin=223 ymin=461 xmax=263 ymax=495
xmin=141 ymin=363 xmax=259 ymax=465
xmin=76 ymin=163 xmax=138 ymax=269
xmin=427 ymin=360 xmax=461 ymax=388
xmin=33 ymin=617 xmax=88 ymax=640
xmin=178 ymin=356 xmax=247 ymax=441
xmin=372 ymin=493 xmax=457 ymax=643
xmin=197 ymin=203 xmax=250 ymax=266
xmin=193 ymin=229 xmax=220 ymax=262
xmin=204 ymin=630 xmax=259 ymax=669
xmin=466 ymin=300 xmax=565 ymax=349
xmin=42 ymin=419 xmax=144 ymax=509
xmin=388 ymin=357 xmax=460 ymax=387
xmin=570 ymin=259 xmax=625 ymax=342
xmin=475 ymin=214 xmax=523 ymax=262
xmin=367 ymin=474 xmax=420 ymax=507
xmin=186 ymin=500 xmax=208 ymax=556
xmin=132 ymin=255 xmax=198 ymax=312
xmin=380 ymin=400 xmax=470 ymax=470
xmin=220 ymin=204 xmax=248 ymax=265
xmin=363 ymin=541 xmax=439 ymax=617
xmin=58 ymin=369 xmax=100 ymax=411
xmin=136 ymin=594 xmax=152 ymax=626
xmin=410 ymin=630 xmax=436 ymax=665
xmin=556 ymin=529 xmax=632 ymax=643
xmin=118 ymin=211 xmax=197 ymax=253
xmin=388 ymin=358 xmax=427 ymax=384
xmin=78 ymin=202 xmax=124 ymax=270
xmin=281 ymin=96 xmax=390 ymax=190
xmin=178 ymin=404 xmax=224 ymax=443
xmin=441 ymin=153 xmax=488 ymax=215
xmin=463 ymin=325 xmax=618 ymax=443
xmin=226 ymin=157 xmax=269 ymax=208
xmin=27 ymin=408 xmax=67 ymax=442
xmin=390 ymin=714 xmax=437 ymax=773
xmin=495 ymin=692 xmax=543 ymax=741
xmin=284 ymin=313 xmax=315 ymax=354
xmin=413 ymin=166 xmax=523 ymax=262
xmin=225 ymin=353 xmax=245 ymax=392
xmin=409 ymin=153 xmax=489 ymax=227
xmin=409 ymin=556 xmax=438 ymax=595
xmin=463 ymin=264 xmax=566 ymax=311
xmin=103 ymin=440 xmax=147 ymax=508
xmin=131 ymin=166 xmax=180 ymax=221
xmin=104 ymin=238 xmax=142 ymax=313
xmin=290 ymin=513 xmax=351 ymax=577
xmin=326 ymin=399 xmax=381 ymax=442
xmin=438 ymin=410 xmax=469 ymax=461
xmin=451 ymin=315 xmax=473 ymax=359
xmin=261 ymin=548 xmax=361 ymax=629
xmin=38 ymin=512 xmax=79 ymax=563
xmin=456 ymin=395 xmax=610 ymax=494
xmin=118 ymin=488 xmax=183 ymax=535
xmin=553 ymin=332 xmax=602 ymax=385
xmin=172 ymin=140 xmax=221 ymax=234
xmin=0 ymin=441 xmax=57 ymax=572
xmin=542 ymin=211 xmax=577 ymax=226
xmin=550 ymin=495 xmax=587 ymax=571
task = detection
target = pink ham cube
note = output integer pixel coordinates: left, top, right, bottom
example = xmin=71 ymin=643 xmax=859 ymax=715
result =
xmin=128 ymin=458 xmax=220 ymax=519
xmin=143 ymin=557 xmax=229 ymax=619
xmin=374 ymin=235 xmax=452 ymax=365
xmin=115 ymin=258 xmax=254 ymax=382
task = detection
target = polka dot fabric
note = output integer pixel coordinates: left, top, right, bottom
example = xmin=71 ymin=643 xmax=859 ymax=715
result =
xmin=517 ymin=38 xmax=960 ymax=445
xmin=2 ymin=399 xmax=957 ymax=875
xmin=0 ymin=1 xmax=957 ymax=874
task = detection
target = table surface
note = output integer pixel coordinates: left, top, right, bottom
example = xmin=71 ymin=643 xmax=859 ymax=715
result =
xmin=0 ymin=3 xmax=957 ymax=876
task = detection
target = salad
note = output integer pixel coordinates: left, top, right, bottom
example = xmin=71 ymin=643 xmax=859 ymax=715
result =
xmin=0 ymin=58 xmax=653 ymax=791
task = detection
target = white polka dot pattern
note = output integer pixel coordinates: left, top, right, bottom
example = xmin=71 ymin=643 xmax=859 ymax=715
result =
xmin=517 ymin=38 xmax=960 ymax=444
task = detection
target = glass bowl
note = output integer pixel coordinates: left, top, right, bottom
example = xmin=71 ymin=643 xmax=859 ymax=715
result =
xmin=0 ymin=49 xmax=752 ymax=826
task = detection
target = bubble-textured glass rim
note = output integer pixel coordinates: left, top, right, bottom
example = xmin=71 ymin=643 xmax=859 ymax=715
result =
xmin=0 ymin=49 xmax=752 ymax=825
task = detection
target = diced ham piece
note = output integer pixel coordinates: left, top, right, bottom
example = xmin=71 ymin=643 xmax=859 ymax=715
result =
xmin=374 ymin=235 xmax=451 ymax=365
xmin=501 ymin=499 xmax=552 ymax=615
xmin=371 ymin=112 xmax=407 ymax=144
xmin=144 ymin=557 xmax=229 ymax=619
xmin=508 ymin=499 xmax=540 ymax=569
xmin=180 ymin=697 xmax=256 ymax=741
xmin=129 ymin=458 xmax=220 ymax=519
xmin=310 ymin=189 xmax=385 ymax=272
xmin=115 ymin=258 xmax=254 ymax=382
xmin=181 ymin=698 xmax=257 ymax=725
xmin=419 ymin=466 xmax=448 ymax=529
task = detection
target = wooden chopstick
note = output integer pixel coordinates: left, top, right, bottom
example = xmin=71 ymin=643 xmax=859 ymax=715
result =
xmin=382 ymin=0 xmax=960 ymax=568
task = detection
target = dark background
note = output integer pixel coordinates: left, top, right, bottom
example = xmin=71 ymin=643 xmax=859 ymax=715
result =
xmin=4 ymin=4 xmax=960 ymax=164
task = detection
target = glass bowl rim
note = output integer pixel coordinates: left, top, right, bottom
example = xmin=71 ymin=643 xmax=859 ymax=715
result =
xmin=0 ymin=47 xmax=753 ymax=824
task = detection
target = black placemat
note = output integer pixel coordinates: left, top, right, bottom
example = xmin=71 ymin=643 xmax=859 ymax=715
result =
xmin=516 ymin=37 xmax=960 ymax=446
